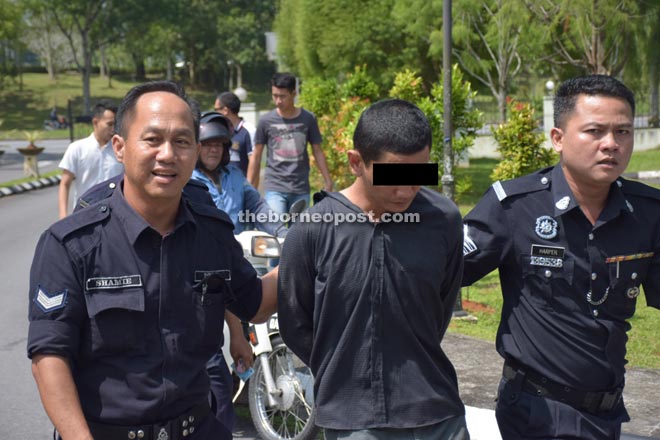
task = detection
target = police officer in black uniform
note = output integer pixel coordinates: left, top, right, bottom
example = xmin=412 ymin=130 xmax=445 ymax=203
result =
xmin=462 ymin=75 xmax=660 ymax=439
xmin=27 ymin=80 xmax=278 ymax=440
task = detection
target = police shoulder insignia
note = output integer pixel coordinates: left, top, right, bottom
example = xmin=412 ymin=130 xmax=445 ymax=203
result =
xmin=463 ymin=224 xmax=478 ymax=256
xmin=34 ymin=286 xmax=67 ymax=312
xmin=535 ymin=215 xmax=558 ymax=240
xmin=555 ymin=196 xmax=570 ymax=210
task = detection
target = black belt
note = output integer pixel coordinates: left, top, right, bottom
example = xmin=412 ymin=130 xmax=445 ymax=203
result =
xmin=87 ymin=402 xmax=210 ymax=440
xmin=502 ymin=359 xmax=623 ymax=416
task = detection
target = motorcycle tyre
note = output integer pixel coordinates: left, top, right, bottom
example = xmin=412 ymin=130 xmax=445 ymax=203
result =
xmin=248 ymin=335 xmax=321 ymax=440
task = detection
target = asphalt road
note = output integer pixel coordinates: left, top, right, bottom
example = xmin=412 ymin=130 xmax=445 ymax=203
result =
xmin=0 ymin=185 xmax=59 ymax=438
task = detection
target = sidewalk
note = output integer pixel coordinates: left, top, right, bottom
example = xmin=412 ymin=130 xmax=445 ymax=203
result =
xmin=0 ymin=139 xmax=68 ymax=198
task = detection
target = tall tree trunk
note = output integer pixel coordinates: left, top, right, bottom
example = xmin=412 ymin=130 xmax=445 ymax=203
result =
xmin=99 ymin=44 xmax=107 ymax=78
xmin=132 ymin=53 xmax=145 ymax=81
xmin=82 ymin=33 xmax=92 ymax=115
xmin=650 ymin=60 xmax=659 ymax=127
xmin=166 ymin=56 xmax=173 ymax=81
xmin=497 ymin=89 xmax=507 ymax=123
xmin=236 ymin=64 xmax=243 ymax=88
xmin=45 ymin=29 xmax=56 ymax=80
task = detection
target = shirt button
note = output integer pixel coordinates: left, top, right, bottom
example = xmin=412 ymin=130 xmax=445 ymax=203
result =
xmin=544 ymin=270 xmax=552 ymax=278
xmin=591 ymin=273 xmax=597 ymax=280
xmin=631 ymin=272 xmax=638 ymax=280
xmin=99 ymin=205 xmax=107 ymax=213
xmin=541 ymin=177 xmax=548 ymax=184
xmin=137 ymin=431 xmax=145 ymax=439
xmin=616 ymin=180 xmax=622 ymax=187
xmin=588 ymin=233 xmax=594 ymax=241
xmin=128 ymin=431 xmax=136 ymax=439
xmin=109 ymin=182 xmax=117 ymax=189
xmin=592 ymin=309 xmax=599 ymax=317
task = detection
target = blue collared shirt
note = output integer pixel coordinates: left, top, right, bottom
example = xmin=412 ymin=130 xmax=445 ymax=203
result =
xmin=192 ymin=166 xmax=284 ymax=236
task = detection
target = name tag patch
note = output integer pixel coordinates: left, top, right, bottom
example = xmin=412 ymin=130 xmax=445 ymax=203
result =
xmin=34 ymin=286 xmax=67 ymax=312
xmin=530 ymin=245 xmax=565 ymax=268
xmin=86 ymin=275 xmax=143 ymax=291
xmin=194 ymin=270 xmax=231 ymax=282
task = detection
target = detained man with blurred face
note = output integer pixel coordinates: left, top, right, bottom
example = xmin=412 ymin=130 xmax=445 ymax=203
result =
xmin=279 ymin=99 xmax=469 ymax=440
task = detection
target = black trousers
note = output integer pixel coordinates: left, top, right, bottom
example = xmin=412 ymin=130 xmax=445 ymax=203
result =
xmin=495 ymin=376 xmax=629 ymax=440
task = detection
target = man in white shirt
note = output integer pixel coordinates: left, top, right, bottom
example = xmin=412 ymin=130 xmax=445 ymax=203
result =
xmin=58 ymin=101 xmax=123 ymax=218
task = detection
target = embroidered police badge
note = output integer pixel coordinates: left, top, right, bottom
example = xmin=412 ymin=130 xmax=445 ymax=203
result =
xmin=34 ymin=286 xmax=67 ymax=312
xmin=535 ymin=215 xmax=558 ymax=240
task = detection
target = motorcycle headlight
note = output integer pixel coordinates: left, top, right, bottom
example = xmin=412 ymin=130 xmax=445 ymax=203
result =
xmin=251 ymin=236 xmax=280 ymax=258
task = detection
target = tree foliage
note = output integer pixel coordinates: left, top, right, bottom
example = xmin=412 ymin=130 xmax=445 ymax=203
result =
xmin=491 ymin=100 xmax=556 ymax=181
xmin=298 ymin=67 xmax=375 ymax=189
xmin=526 ymin=0 xmax=641 ymax=76
xmin=390 ymin=66 xmax=483 ymax=199
xmin=275 ymin=0 xmax=430 ymax=92
xmin=453 ymin=0 xmax=541 ymax=122
xmin=297 ymin=65 xmax=481 ymax=198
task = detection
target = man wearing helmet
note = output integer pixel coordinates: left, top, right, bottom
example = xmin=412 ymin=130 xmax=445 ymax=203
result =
xmin=193 ymin=112 xmax=286 ymax=432
xmin=193 ymin=112 xmax=285 ymax=236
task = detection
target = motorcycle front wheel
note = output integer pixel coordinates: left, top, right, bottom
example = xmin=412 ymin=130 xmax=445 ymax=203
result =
xmin=248 ymin=335 xmax=321 ymax=440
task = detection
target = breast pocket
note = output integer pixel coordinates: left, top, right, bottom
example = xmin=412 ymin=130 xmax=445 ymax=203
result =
xmin=521 ymin=254 xmax=575 ymax=309
xmin=85 ymin=288 xmax=146 ymax=356
xmin=189 ymin=274 xmax=229 ymax=351
xmin=606 ymin=257 xmax=652 ymax=316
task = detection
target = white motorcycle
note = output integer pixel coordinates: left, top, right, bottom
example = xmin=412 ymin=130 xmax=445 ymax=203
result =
xmin=223 ymin=226 xmax=320 ymax=440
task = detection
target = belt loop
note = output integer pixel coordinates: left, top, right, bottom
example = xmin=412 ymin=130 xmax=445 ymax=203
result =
xmin=507 ymin=368 xmax=526 ymax=404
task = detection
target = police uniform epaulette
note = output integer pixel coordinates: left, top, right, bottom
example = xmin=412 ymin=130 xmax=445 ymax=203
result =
xmin=76 ymin=176 xmax=121 ymax=211
xmin=313 ymin=190 xmax=328 ymax=205
xmin=619 ymin=177 xmax=660 ymax=202
xmin=186 ymin=199 xmax=234 ymax=228
xmin=183 ymin=179 xmax=214 ymax=206
xmin=51 ymin=203 xmax=111 ymax=241
xmin=491 ymin=167 xmax=553 ymax=202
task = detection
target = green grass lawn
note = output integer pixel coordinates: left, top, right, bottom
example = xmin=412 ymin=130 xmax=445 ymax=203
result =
xmin=0 ymin=72 xmax=219 ymax=134
xmin=627 ymin=146 xmax=660 ymax=173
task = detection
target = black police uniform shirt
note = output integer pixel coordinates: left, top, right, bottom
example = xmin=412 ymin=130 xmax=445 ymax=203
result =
xmin=27 ymin=182 xmax=262 ymax=425
xmin=278 ymin=188 xmax=465 ymax=430
xmin=463 ymin=165 xmax=660 ymax=392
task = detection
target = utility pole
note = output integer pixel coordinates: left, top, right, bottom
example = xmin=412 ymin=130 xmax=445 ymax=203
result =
xmin=442 ymin=0 xmax=454 ymax=202
xmin=443 ymin=0 xmax=468 ymax=318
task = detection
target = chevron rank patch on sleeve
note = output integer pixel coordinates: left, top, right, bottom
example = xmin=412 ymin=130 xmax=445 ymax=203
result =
xmin=34 ymin=286 xmax=68 ymax=312
xmin=463 ymin=224 xmax=478 ymax=257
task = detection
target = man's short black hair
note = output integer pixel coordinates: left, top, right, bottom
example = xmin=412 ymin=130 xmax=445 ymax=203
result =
xmin=217 ymin=92 xmax=241 ymax=114
xmin=92 ymin=100 xmax=117 ymax=119
xmin=271 ymin=72 xmax=297 ymax=92
xmin=116 ymin=80 xmax=200 ymax=141
xmin=554 ymin=75 xmax=635 ymax=129
xmin=353 ymin=99 xmax=432 ymax=165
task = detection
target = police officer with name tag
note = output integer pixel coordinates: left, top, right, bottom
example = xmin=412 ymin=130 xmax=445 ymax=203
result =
xmin=462 ymin=75 xmax=660 ymax=439
xmin=27 ymin=80 xmax=278 ymax=440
